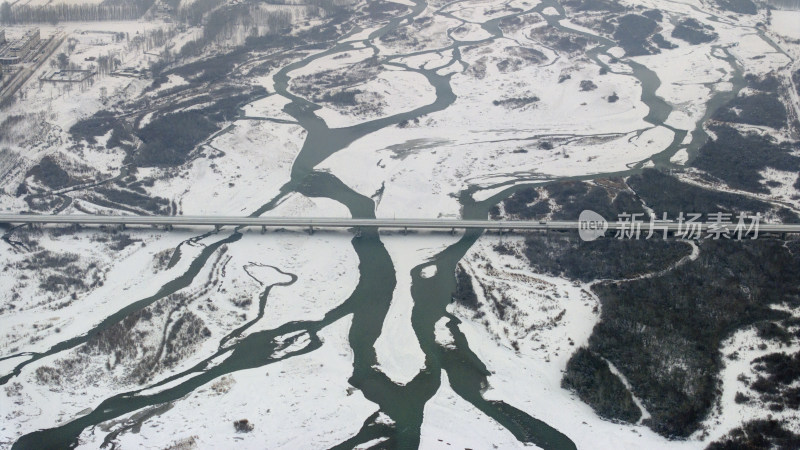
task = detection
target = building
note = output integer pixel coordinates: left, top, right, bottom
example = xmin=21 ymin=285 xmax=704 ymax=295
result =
xmin=0 ymin=28 xmax=40 ymax=66
xmin=12 ymin=28 xmax=40 ymax=58
xmin=0 ymin=29 xmax=6 ymax=46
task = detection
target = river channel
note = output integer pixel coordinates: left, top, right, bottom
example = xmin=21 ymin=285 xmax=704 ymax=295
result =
xmin=9 ymin=0 xmax=751 ymax=447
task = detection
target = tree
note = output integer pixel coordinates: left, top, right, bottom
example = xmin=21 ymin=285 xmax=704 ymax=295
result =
xmin=56 ymin=52 xmax=69 ymax=70
xmin=1 ymin=2 xmax=12 ymax=24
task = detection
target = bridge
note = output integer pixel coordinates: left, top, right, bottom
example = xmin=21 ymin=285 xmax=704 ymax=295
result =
xmin=1 ymin=213 xmax=800 ymax=237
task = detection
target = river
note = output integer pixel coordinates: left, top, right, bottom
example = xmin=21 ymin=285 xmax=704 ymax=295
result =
xmin=8 ymin=0 xmax=751 ymax=448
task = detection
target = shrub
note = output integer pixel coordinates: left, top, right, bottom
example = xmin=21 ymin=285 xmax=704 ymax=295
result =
xmin=452 ymin=265 xmax=480 ymax=309
xmin=579 ymin=80 xmax=597 ymax=91
xmin=234 ymin=419 xmax=254 ymax=432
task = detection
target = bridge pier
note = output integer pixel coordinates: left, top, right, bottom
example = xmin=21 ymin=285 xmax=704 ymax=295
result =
xmin=164 ymin=224 xmax=173 ymax=231
xmin=214 ymin=224 xmax=222 ymax=231
xmin=308 ymin=225 xmax=314 ymax=235
xmin=402 ymin=226 xmax=408 ymax=235
xmin=261 ymin=225 xmax=266 ymax=235
xmin=354 ymin=227 xmax=362 ymax=238
xmin=450 ymin=227 xmax=456 ymax=236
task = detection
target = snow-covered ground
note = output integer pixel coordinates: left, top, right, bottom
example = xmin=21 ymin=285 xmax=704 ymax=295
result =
xmin=0 ymin=198 xmax=361 ymax=445
xmin=2 ymin=0 xmax=800 ymax=447
xmin=419 ymin=371 xmax=532 ymax=448
xmin=313 ymin=69 xmax=438 ymax=129
xmin=770 ymin=10 xmax=800 ymax=40
xmin=143 ymin=118 xmax=307 ymax=216
xmin=0 ymin=20 xmax=194 ymax=193
xmin=373 ymin=234 xmax=459 ymax=385
xmin=701 ymin=322 xmax=800 ymax=443
xmin=73 ymin=315 xmax=378 ymax=449
xmin=446 ymin=234 xmax=701 ymax=449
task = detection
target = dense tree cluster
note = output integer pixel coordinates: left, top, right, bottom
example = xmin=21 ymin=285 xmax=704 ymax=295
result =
xmin=0 ymin=0 xmax=153 ymax=24
xmin=794 ymin=70 xmax=800 ymax=96
xmin=135 ymin=110 xmax=219 ymax=167
xmin=713 ymin=92 xmax=788 ymax=129
xmin=452 ymin=265 xmax=480 ymax=309
xmin=715 ymin=0 xmax=757 ymax=15
xmin=671 ymin=18 xmax=718 ymax=44
xmin=524 ymin=233 xmax=690 ymax=281
xmin=707 ymin=419 xmax=800 ymax=449
xmin=749 ymin=351 xmax=800 ymax=411
xmin=627 ymin=168 xmax=773 ymax=216
xmin=503 ymin=172 xmax=800 ymax=438
xmin=691 ymin=125 xmax=800 ymax=193
xmin=561 ymin=347 xmax=642 ymax=423
xmin=26 ymin=155 xmax=72 ymax=190
xmin=613 ymin=14 xmax=658 ymax=56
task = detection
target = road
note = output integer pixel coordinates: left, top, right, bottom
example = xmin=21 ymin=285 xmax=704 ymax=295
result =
xmin=1 ymin=213 xmax=800 ymax=235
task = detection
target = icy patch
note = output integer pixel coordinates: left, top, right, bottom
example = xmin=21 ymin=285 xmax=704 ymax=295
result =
xmin=420 ymin=264 xmax=437 ymax=278
xmin=73 ymin=315 xmax=377 ymax=449
xmin=373 ymin=235 xmax=458 ymax=384
xmin=433 ymin=317 xmax=455 ymax=349
xmin=419 ymin=371 xmax=532 ymax=448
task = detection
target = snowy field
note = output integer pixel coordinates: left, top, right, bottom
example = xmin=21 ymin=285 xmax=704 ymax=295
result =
xmin=1 ymin=0 xmax=800 ymax=447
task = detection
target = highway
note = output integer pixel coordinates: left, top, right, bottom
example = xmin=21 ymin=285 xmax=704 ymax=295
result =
xmin=1 ymin=213 xmax=800 ymax=235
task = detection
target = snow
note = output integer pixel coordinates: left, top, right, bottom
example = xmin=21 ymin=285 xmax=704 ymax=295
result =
xmin=317 ymin=32 xmax=675 ymax=219
xmin=420 ymin=264 xmax=437 ymax=278
xmin=671 ymin=148 xmax=689 ymax=165
xmin=558 ymin=18 xmax=599 ymax=36
xmin=374 ymin=9 xmax=461 ymax=55
xmin=373 ymin=234 xmax=459 ymax=384
xmin=542 ymin=6 xmax=558 ymax=16
xmin=2 ymin=0 xmax=800 ymax=446
xmin=146 ymin=119 xmax=307 ymax=216
xmin=146 ymin=74 xmax=188 ymax=97
xmin=0 ymin=222 xmax=361 ymax=445
xmin=16 ymin=0 xmax=105 ymax=5
xmin=442 ymin=0 xmax=539 ymax=23
xmin=451 ymin=234 xmax=699 ymax=449
xmin=451 ymin=22 xmax=493 ymax=42
xmin=387 ymin=0 xmax=415 ymax=6
xmin=769 ymin=11 xmax=800 ymax=40
xmin=226 ymin=200 xmax=359 ymax=336
xmin=759 ymin=167 xmax=800 ymax=211
xmin=0 ymin=230 xmax=227 ymax=441
xmin=700 ymin=325 xmax=800 ymax=443
xmin=419 ymin=371 xmax=532 ymax=448
xmin=319 ymin=122 xmax=674 ymax=219
xmin=288 ymin=47 xmax=375 ymax=78
xmin=74 ymin=315 xmax=378 ymax=449
xmin=0 ymin=229 xmax=198 ymax=357
xmin=313 ymin=70 xmax=438 ymax=129
xmin=632 ymin=45 xmax=730 ymax=132
xmin=241 ymin=94 xmax=294 ymax=121
xmin=433 ymin=317 xmax=454 ymax=348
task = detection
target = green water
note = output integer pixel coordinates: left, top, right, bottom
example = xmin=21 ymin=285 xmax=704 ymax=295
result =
xmin=8 ymin=0 xmax=749 ymax=448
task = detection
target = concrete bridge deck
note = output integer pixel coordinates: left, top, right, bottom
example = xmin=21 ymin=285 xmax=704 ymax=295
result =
xmin=1 ymin=214 xmax=800 ymax=235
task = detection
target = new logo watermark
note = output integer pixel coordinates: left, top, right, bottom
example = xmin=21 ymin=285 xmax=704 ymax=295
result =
xmin=578 ymin=210 xmax=762 ymax=242
xmin=578 ymin=210 xmax=608 ymax=242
